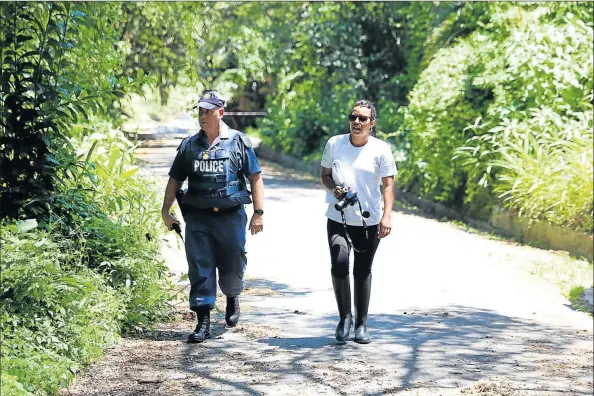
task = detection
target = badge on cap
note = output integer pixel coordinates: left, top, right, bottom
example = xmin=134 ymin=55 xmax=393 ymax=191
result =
xmin=202 ymin=153 xmax=209 ymax=159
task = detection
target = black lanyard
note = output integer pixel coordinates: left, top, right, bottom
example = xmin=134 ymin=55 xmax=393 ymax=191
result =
xmin=339 ymin=199 xmax=369 ymax=253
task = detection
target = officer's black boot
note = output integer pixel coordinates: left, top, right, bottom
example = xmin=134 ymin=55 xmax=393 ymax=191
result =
xmin=225 ymin=296 xmax=240 ymax=327
xmin=332 ymin=275 xmax=352 ymax=342
xmin=354 ymin=274 xmax=372 ymax=344
xmin=188 ymin=308 xmax=211 ymax=343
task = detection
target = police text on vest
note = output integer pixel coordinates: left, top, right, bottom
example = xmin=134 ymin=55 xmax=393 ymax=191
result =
xmin=194 ymin=159 xmax=225 ymax=173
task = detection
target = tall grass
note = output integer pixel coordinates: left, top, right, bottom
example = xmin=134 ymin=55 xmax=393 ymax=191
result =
xmin=490 ymin=110 xmax=593 ymax=233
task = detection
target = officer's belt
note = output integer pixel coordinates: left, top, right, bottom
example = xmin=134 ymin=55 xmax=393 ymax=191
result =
xmin=194 ymin=205 xmax=243 ymax=214
xmin=194 ymin=174 xmax=236 ymax=183
xmin=189 ymin=184 xmax=242 ymax=197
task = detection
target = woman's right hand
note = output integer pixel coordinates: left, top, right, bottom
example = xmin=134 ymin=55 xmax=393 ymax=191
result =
xmin=162 ymin=212 xmax=180 ymax=231
xmin=333 ymin=186 xmax=346 ymax=199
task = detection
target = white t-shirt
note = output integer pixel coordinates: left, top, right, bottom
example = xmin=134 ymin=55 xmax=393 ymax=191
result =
xmin=321 ymin=134 xmax=397 ymax=226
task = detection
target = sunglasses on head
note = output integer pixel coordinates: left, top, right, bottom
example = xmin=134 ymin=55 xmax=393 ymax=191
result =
xmin=348 ymin=113 xmax=371 ymax=123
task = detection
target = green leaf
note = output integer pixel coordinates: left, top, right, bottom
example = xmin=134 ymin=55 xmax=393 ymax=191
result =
xmin=119 ymin=167 xmax=139 ymax=179
xmin=16 ymin=219 xmax=38 ymax=233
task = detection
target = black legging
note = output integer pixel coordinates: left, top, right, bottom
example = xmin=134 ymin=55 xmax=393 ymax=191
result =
xmin=327 ymin=218 xmax=381 ymax=280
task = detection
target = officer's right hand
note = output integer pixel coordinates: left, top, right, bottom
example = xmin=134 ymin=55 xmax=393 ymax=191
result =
xmin=162 ymin=212 xmax=180 ymax=231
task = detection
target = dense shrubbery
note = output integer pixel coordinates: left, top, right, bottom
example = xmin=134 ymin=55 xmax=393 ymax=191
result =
xmin=1 ymin=130 xmax=171 ymax=395
xmin=1 ymin=230 xmax=122 ymax=395
xmin=258 ymin=2 xmax=452 ymax=162
xmin=399 ymin=4 xmax=593 ymax=230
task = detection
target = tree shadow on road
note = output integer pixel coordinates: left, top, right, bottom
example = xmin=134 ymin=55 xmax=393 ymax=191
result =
xmin=64 ymin=269 xmax=593 ymax=396
xmin=249 ymin=306 xmax=592 ymax=394
xmin=244 ymin=277 xmax=315 ymax=297
xmin=64 ymin=304 xmax=592 ymax=396
xmin=147 ymin=307 xmax=591 ymax=394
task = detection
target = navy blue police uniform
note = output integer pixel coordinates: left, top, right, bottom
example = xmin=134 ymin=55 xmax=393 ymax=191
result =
xmin=169 ymin=122 xmax=261 ymax=315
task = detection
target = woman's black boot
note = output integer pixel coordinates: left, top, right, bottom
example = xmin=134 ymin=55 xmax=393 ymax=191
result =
xmin=332 ymin=275 xmax=353 ymax=341
xmin=354 ymin=274 xmax=372 ymax=344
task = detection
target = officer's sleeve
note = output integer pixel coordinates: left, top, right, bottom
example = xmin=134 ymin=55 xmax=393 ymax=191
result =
xmin=239 ymin=136 xmax=262 ymax=178
xmin=168 ymin=142 xmax=188 ymax=182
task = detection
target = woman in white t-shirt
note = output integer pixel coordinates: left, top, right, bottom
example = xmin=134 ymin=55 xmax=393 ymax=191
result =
xmin=320 ymin=100 xmax=397 ymax=344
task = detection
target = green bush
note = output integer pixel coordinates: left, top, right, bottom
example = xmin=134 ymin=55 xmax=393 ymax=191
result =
xmin=489 ymin=111 xmax=593 ymax=232
xmin=398 ymin=38 xmax=488 ymax=212
xmin=1 ymin=130 xmax=171 ymax=394
xmin=1 ymin=227 xmax=121 ymax=395
xmin=1 ymin=4 xmax=174 ymax=393
xmin=398 ymin=4 xmax=593 ymax=229
xmin=0 ymin=373 xmax=29 ymax=396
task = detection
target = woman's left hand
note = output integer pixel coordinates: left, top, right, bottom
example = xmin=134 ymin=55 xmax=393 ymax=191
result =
xmin=378 ymin=216 xmax=391 ymax=238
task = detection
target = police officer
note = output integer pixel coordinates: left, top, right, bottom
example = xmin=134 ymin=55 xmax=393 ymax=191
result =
xmin=161 ymin=90 xmax=264 ymax=343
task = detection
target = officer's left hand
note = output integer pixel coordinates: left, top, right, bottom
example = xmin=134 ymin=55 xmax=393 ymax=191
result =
xmin=249 ymin=213 xmax=264 ymax=235
xmin=378 ymin=216 xmax=391 ymax=239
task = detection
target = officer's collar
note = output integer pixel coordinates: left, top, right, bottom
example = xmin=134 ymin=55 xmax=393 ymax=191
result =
xmin=219 ymin=122 xmax=231 ymax=139
xmin=198 ymin=121 xmax=231 ymax=141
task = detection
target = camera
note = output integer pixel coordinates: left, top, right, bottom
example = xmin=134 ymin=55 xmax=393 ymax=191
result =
xmin=334 ymin=186 xmax=370 ymax=218
xmin=334 ymin=187 xmax=359 ymax=212
xmin=332 ymin=159 xmax=370 ymax=218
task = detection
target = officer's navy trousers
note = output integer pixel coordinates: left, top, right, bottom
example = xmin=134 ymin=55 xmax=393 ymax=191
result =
xmin=184 ymin=208 xmax=247 ymax=311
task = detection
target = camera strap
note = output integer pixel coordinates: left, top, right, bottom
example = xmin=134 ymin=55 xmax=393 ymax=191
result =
xmin=357 ymin=199 xmax=369 ymax=239
xmin=339 ymin=203 xmax=369 ymax=253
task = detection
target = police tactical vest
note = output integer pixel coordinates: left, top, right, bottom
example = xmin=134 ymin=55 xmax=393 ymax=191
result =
xmin=180 ymin=130 xmax=251 ymax=209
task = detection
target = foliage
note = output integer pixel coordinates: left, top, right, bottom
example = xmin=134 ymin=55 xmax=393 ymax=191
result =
xmin=254 ymin=2 xmax=475 ymax=161
xmin=0 ymin=3 xmax=183 ymax=394
xmin=1 ymin=227 xmax=122 ymax=395
xmin=248 ymin=2 xmax=592 ymax=233
xmin=0 ymin=2 xmax=146 ymax=220
xmin=0 ymin=373 xmax=29 ymax=396
xmin=48 ymin=127 xmax=171 ymax=328
xmin=115 ymin=2 xmax=279 ymax=108
xmin=398 ymin=4 xmax=593 ymax=229
xmin=119 ymin=3 xmax=194 ymax=105
xmin=260 ymin=2 xmax=411 ymax=158
xmin=1 ymin=130 xmax=171 ymax=394
xmin=568 ymin=286 xmax=593 ymax=314
xmin=466 ymin=6 xmax=594 ymax=231
xmin=485 ymin=111 xmax=592 ymax=232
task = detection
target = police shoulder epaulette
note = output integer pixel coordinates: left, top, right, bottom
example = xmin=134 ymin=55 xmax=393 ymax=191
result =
xmin=228 ymin=129 xmax=252 ymax=148
xmin=237 ymin=131 xmax=252 ymax=149
xmin=177 ymin=136 xmax=191 ymax=152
